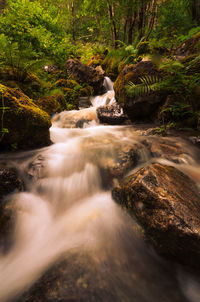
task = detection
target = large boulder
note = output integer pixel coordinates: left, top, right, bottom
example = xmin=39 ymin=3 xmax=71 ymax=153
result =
xmin=66 ymin=59 xmax=105 ymax=95
xmin=0 ymin=84 xmax=51 ymax=150
xmin=114 ymin=61 xmax=166 ymax=121
xmin=112 ymin=163 xmax=200 ymax=268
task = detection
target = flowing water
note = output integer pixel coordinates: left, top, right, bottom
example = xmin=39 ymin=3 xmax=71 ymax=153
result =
xmin=0 ymin=78 xmax=200 ymax=302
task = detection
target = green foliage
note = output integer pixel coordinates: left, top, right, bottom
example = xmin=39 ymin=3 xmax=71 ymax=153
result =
xmin=0 ymin=0 xmax=75 ymax=68
xmin=153 ymin=0 xmax=193 ymax=47
xmin=158 ymin=59 xmax=200 ymax=98
xmin=157 ymin=122 xmax=176 ymax=134
xmin=0 ymin=34 xmax=49 ymax=81
xmin=160 ymin=102 xmax=194 ymax=120
xmin=126 ymin=75 xmax=161 ymax=97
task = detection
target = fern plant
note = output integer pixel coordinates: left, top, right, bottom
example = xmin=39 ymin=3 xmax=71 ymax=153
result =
xmin=126 ymin=75 xmax=161 ymax=97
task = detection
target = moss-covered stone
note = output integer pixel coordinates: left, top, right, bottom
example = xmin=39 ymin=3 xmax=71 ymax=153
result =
xmin=55 ymin=79 xmax=81 ymax=89
xmin=62 ymin=88 xmax=79 ymax=110
xmin=87 ymin=55 xmax=104 ymax=68
xmin=0 ymin=84 xmax=51 ymax=150
xmin=0 ymin=68 xmax=43 ymax=99
xmin=35 ymin=96 xmax=61 ymax=116
xmin=114 ymin=61 xmax=165 ymax=121
xmin=66 ymin=59 xmax=105 ymax=95
xmin=79 ymin=86 xmax=94 ymax=97
xmin=112 ymin=163 xmax=200 ymax=268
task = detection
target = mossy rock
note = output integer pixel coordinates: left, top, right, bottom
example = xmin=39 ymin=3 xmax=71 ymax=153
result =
xmin=35 ymin=95 xmax=62 ymax=116
xmin=114 ymin=61 xmax=165 ymax=121
xmin=114 ymin=61 xmax=161 ymax=104
xmin=66 ymin=59 xmax=105 ymax=95
xmin=87 ymin=55 xmax=104 ymax=68
xmin=55 ymin=79 xmax=81 ymax=90
xmin=0 ymin=84 xmax=51 ymax=150
xmin=79 ymin=86 xmax=94 ymax=97
xmin=62 ymin=88 xmax=79 ymax=110
xmin=0 ymin=69 xmax=44 ymax=99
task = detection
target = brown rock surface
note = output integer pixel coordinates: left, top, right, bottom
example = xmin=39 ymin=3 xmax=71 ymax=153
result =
xmin=66 ymin=59 xmax=105 ymax=95
xmin=112 ymin=163 xmax=200 ymax=268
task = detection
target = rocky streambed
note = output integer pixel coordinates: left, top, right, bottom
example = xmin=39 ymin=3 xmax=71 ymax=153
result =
xmin=0 ymin=75 xmax=200 ymax=302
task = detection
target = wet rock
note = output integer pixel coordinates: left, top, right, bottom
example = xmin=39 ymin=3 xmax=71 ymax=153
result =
xmin=0 ymin=84 xmax=51 ymax=150
xmin=66 ymin=59 xmax=105 ymax=95
xmin=76 ymin=119 xmax=92 ymax=128
xmin=0 ymin=200 xmax=16 ymax=253
xmin=0 ymin=167 xmax=23 ymax=252
xmin=79 ymin=97 xmax=92 ymax=109
xmin=189 ymin=136 xmax=200 ymax=147
xmin=100 ymin=145 xmax=140 ymax=188
xmin=112 ymin=163 xmax=200 ymax=268
xmin=17 ymin=254 xmax=110 ymax=302
xmin=52 ymin=107 xmax=98 ymax=129
xmin=149 ymin=138 xmax=189 ymax=163
xmin=27 ymin=155 xmax=45 ymax=180
xmin=0 ymin=167 xmax=24 ymax=202
xmin=97 ymin=104 xmax=128 ymax=125
xmin=114 ymin=61 xmax=165 ymax=121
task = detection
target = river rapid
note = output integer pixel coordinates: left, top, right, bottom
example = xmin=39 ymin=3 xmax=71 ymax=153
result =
xmin=0 ymin=78 xmax=200 ymax=302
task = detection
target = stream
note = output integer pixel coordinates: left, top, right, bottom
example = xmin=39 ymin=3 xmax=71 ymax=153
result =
xmin=0 ymin=77 xmax=200 ymax=302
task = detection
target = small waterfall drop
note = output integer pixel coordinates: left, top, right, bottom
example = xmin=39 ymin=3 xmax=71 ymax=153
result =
xmin=103 ymin=76 xmax=114 ymax=91
xmin=91 ymin=76 xmax=116 ymax=108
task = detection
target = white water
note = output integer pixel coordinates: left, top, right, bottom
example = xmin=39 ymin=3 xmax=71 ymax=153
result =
xmin=0 ymin=79 xmax=200 ymax=302
xmin=91 ymin=76 xmax=116 ymax=107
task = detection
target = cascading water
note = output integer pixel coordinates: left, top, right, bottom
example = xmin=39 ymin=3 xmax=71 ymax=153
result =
xmin=0 ymin=78 xmax=200 ymax=302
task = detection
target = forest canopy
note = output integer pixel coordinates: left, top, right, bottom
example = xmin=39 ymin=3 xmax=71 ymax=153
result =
xmin=0 ymin=0 xmax=199 ymax=66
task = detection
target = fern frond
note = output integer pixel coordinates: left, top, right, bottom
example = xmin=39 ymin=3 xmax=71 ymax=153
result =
xmin=126 ymin=75 xmax=161 ymax=97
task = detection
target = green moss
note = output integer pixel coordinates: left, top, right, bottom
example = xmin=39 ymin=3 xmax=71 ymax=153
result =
xmin=55 ymin=79 xmax=81 ymax=90
xmin=62 ymin=87 xmax=79 ymax=110
xmin=87 ymin=55 xmax=103 ymax=67
xmin=36 ymin=95 xmax=61 ymax=116
xmin=0 ymin=84 xmax=51 ymax=150
xmin=79 ymin=86 xmax=93 ymax=97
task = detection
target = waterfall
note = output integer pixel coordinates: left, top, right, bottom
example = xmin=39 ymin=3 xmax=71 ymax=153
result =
xmin=90 ymin=76 xmax=116 ymax=108
xmin=103 ymin=76 xmax=114 ymax=91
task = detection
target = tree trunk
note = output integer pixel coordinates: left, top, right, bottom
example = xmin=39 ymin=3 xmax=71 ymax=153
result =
xmin=71 ymin=1 xmax=75 ymax=41
xmin=108 ymin=3 xmax=118 ymax=48
xmin=192 ymin=0 xmax=200 ymax=25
